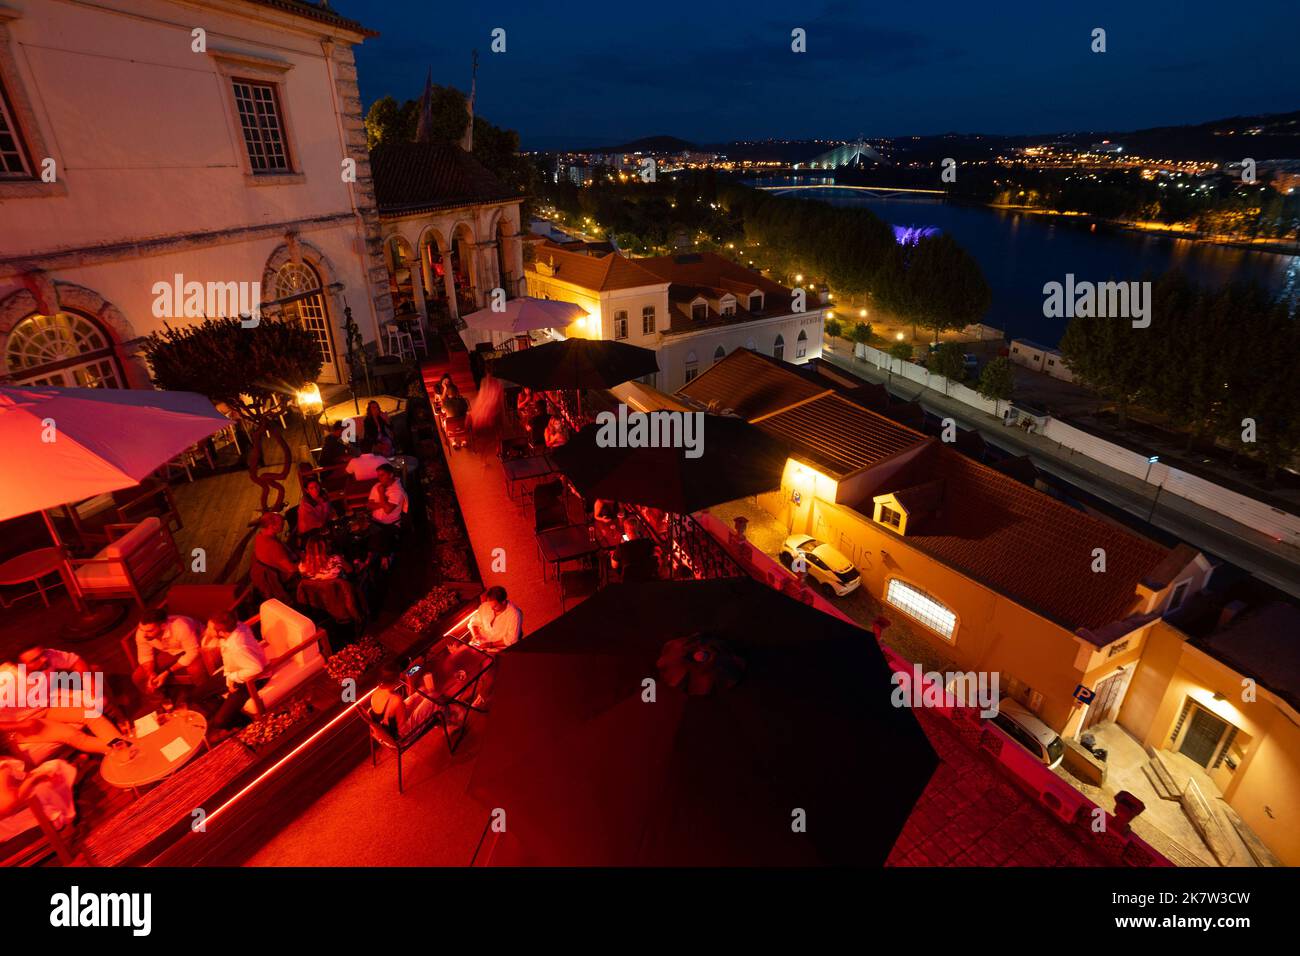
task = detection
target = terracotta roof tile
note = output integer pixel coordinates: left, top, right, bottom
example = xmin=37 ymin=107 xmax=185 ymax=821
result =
xmin=371 ymin=142 xmax=517 ymax=216
xmin=872 ymin=445 xmax=1171 ymax=632
xmin=676 ymin=349 xmax=829 ymax=419
xmin=754 ymin=394 xmax=927 ymax=480
xmin=526 ymin=243 xmax=664 ymax=292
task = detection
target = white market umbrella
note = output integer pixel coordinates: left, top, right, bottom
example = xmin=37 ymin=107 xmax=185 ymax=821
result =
xmin=461 ymin=296 xmax=588 ymax=335
xmin=0 ymin=384 xmax=232 ymax=521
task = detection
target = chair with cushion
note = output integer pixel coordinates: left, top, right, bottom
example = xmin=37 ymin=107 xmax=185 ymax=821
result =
xmin=241 ymin=600 xmax=331 ymax=717
xmin=71 ymin=517 xmax=181 ymax=609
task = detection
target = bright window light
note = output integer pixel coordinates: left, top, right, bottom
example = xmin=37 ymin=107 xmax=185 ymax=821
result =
xmin=886 ymin=579 xmax=956 ymax=641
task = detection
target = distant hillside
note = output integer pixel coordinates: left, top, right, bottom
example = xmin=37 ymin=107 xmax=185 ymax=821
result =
xmin=578 ymin=134 xmax=696 ymax=153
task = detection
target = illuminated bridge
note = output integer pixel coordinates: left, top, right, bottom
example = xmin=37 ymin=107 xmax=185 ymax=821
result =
xmin=794 ymin=140 xmax=883 ymax=169
xmin=759 ymin=183 xmax=946 ymax=198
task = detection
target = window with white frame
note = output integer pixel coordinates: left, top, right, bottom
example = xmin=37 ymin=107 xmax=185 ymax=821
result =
xmin=748 ymin=292 xmax=763 ymax=312
xmin=1168 ymin=579 xmax=1191 ymax=612
xmin=886 ymin=579 xmax=957 ymax=641
xmin=720 ymin=295 xmax=736 ymax=316
xmin=642 ymin=305 xmax=656 ymax=335
xmin=796 ymin=329 xmax=808 ymax=358
xmin=0 ymin=79 xmax=32 ymax=177
xmin=232 ymin=79 xmax=291 ymax=173
xmin=878 ymin=505 xmax=902 ymax=529
xmin=613 ymin=309 xmax=628 ymax=340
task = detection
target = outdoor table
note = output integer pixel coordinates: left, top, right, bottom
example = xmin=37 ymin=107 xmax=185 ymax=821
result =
xmin=0 ymin=546 xmax=71 ymax=609
xmin=100 ymin=709 xmax=209 ymax=798
xmin=536 ymin=523 xmax=606 ymax=581
xmin=503 ymin=453 xmax=557 ymax=500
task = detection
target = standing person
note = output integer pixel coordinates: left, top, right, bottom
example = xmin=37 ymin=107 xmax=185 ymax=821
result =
xmin=363 ymin=401 xmax=396 ymax=456
xmin=469 ymin=371 xmax=505 ymax=434
xmin=202 ymin=611 xmax=267 ymax=734
xmin=465 ymin=586 xmax=523 ymax=708
xmin=131 ymin=608 xmax=205 ymax=706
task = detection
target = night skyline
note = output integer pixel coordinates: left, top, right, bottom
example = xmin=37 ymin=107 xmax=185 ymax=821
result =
xmin=336 ymin=0 xmax=1300 ymax=149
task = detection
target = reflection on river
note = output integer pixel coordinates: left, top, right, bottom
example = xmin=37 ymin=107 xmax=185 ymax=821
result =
xmin=749 ymin=179 xmax=1300 ymax=346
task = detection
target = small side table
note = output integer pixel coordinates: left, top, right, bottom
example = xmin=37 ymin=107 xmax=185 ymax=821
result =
xmin=0 ymin=547 xmax=70 ymax=609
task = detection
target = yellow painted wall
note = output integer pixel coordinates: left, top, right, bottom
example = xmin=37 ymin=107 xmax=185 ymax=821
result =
xmin=808 ymin=498 xmax=1087 ymax=731
xmin=1119 ymin=619 xmax=1300 ymax=866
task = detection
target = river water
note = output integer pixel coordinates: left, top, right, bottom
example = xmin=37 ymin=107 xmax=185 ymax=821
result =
xmin=749 ymin=180 xmax=1300 ymax=347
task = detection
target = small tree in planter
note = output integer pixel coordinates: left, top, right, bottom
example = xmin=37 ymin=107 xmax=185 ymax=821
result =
xmin=142 ymin=316 xmax=323 ymax=512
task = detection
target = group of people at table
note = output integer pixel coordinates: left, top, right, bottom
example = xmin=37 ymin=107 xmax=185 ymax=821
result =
xmin=251 ymin=401 xmax=414 ymax=621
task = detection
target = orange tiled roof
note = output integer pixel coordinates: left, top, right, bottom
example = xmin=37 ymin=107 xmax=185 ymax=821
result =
xmin=526 ymin=243 xmax=664 ymax=292
xmin=872 ymin=445 xmax=1171 ymax=632
xmin=754 ymin=394 xmax=927 ymax=480
xmin=635 ymin=252 xmax=800 ymax=334
xmin=677 ymin=348 xmax=829 ymax=419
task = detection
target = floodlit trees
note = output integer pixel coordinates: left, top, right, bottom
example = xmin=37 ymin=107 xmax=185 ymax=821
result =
xmin=142 ymin=317 xmax=322 ymax=512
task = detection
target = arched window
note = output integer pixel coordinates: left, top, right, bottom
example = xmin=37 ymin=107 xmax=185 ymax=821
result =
xmin=773 ymin=334 xmax=785 ymax=362
xmin=275 ymin=261 xmax=336 ymax=378
xmin=796 ymin=329 xmax=808 ymax=359
xmin=684 ymin=350 xmax=699 ymax=383
xmin=4 ymin=310 xmax=123 ymax=388
xmin=712 ymin=345 xmax=726 ymax=365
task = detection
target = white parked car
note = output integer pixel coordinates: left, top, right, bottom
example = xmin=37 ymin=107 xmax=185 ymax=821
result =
xmin=986 ymin=698 xmax=1065 ymax=770
xmin=779 ymin=534 xmax=862 ymax=597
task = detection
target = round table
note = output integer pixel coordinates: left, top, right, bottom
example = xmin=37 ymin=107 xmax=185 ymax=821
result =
xmin=101 ymin=709 xmax=208 ymax=796
xmin=0 ymin=546 xmax=69 ymax=608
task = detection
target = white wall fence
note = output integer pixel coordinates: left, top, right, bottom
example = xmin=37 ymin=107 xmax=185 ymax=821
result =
xmin=850 ymin=343 xmax=1300 ymax=548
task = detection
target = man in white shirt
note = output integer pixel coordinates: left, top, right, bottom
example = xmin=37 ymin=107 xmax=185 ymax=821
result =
xmin=466 ymin=586 xmax=523 ymax=708
xmin=203 ymin=611 xmax=268 ymax=732
xmin=346 ymin=447 xmax=390 ymax=482
xmin=132 ymin=608 xmax=205 ymax=706
xmin=366 ymin=464 xmax=408 ymax=563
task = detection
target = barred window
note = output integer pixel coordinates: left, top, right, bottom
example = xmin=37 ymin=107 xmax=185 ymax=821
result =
xmin=886 ymin=579 xmax=956 ymax=641
xmin=232 ymin=79 xmax=290 ymax=173
xmin=0 ymin=79 xmax=31 ymax=177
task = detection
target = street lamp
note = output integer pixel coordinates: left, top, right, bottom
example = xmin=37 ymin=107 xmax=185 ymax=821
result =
xmin=297 ymin=382 xmax=323 ymax=450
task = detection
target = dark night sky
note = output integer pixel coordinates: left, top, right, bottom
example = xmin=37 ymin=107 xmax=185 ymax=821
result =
xmin=330 ymin=0 xmax=1300 ymax=150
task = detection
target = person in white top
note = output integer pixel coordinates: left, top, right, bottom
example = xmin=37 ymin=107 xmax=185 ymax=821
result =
xmin=346 ymin=447 xmax=390 ymax=482
xmin=466 ymin=586 xmax=523 ymax=708
xmin=203 ymin=611 xmax=268 ymax=733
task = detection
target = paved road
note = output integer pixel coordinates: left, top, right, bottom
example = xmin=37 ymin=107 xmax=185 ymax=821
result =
xmin=821 ymin=349 xmax=1300 ymax=598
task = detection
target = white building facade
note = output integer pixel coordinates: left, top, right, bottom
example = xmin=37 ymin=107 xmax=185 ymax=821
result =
xmin=0 ymin=0 xmax=391 ymax=389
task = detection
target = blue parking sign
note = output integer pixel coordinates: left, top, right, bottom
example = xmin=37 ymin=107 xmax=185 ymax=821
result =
xmin=1074 ymin=684 xmax=1095 ymax=704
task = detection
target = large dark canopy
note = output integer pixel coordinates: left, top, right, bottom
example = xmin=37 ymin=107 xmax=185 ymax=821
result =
xmin=491 ymin=337 xmax=659 ymax=390
xmin=468 ymin=578 xmax=939 ymax=866
xmin=550 ymin=413 xmax=790 ymax=514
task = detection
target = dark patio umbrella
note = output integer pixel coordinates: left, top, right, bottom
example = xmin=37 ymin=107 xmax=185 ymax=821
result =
xmin=549 ymin=413 xmax=791 ymax=514
xmin=491 ymin=337 xmax=659 ymax=390
xmin=468 ymin=578 xmax=939 ymax=866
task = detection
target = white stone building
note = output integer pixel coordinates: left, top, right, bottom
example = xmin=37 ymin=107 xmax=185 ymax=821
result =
xmin=0 ymin=0 xmax=391 ymax=389
xmin=525 ymin=243 xmax=825 ymax=393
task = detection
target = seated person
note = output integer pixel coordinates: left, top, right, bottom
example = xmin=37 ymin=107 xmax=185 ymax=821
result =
xmin=0 ymin=662 xmax=126 ymax=756
xmin=202 ymin=611 xmax=267 ymax=734
xmin=0 ymin=757 xmax=77 ymax=825
xmin=366 ymin=464 xmax=408 ymax=559
xmin=544 ymin=414 xmax=571 ymax=449
xmin=318 ymin=421 xmax=355 ymax=468
xmin=251 ymin=512 xmax=299 ymax=602
xmin=363 ymin=401 xmax=396 ymax=458
xmin=345 ymin=442 xmax=390 ymax=483
xmin=298 ymin=537 xmax=350 ymax=581
xmin=526 ymin=405 xmax=551 ymax=448
xmin=369 ymin=661 xmax=439 ymax=738
xmin=466 ymin=586 xmax=523 ymax=654
xmin=131 ymin=607 xmax=206 ymax=706
xmin=610 ymin=517 xmax=660 ymax=582
xmin=593 ymin=498 xmax=621 ymax=544
xmin=440 ymin=383 xmax=469 ymax=420
xmin=435 ymin=374 xmax=455 ymax=408
xmin=640 ymin=506 xmax=670 ymax=538
xmin=297 ymin=479 xmax=336 ymax=537
xmin=515 ymin=386 xmax=535 ymax=422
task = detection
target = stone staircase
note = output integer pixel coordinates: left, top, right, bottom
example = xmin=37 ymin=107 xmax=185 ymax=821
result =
xmin=1141 ymin=751 xmax=1181 ymax=801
